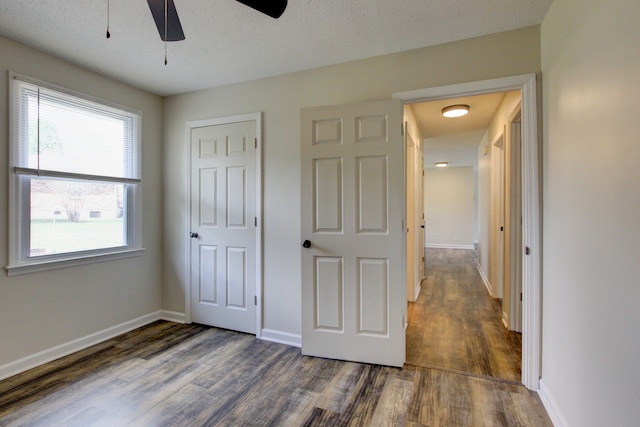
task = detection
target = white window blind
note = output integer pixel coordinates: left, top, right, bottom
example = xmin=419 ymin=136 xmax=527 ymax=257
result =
xmin=12 ymin=77 xmax=141 ymax=183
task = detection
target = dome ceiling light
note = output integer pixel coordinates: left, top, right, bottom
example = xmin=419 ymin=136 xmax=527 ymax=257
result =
xmin=442 ymin=104 xmax=470 ymax=118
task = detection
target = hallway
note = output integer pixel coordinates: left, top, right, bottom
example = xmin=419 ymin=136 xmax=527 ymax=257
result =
xmin=406 ymin=248 xmax=522 ymax=382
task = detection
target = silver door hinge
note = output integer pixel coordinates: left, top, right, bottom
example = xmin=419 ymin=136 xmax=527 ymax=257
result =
xmin=254 ymin=217 xmax=257 ymax=227
xmin=255 ymin=138 xmax=257 ymax=149
xmin=254 ymin=295 xmax=257 ymax=306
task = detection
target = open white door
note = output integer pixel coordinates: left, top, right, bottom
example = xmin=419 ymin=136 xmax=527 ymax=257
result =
xmin=189 ymin=119 xmax=258 ymax=334
xmin=418 ymin=141 xmax=425 ymax=284
xmin=300 ymin=100 xmax=405 ymax=367
xmin=492 ymin=134 xmax=505 ymax=301
xmin=405 ymin=126 xmax=416 ymax=303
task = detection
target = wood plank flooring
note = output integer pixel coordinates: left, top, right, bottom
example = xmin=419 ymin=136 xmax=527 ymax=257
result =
xmin=0 ymin=320 xmax=550 ymax=426
xmin=407 ymin=248 xmax=522 ymax=382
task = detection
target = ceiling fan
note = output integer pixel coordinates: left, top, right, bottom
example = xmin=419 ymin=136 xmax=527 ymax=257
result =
xmin=146 ymin=0 xmax=289 ymax=41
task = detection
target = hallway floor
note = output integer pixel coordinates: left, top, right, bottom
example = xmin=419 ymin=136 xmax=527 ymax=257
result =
xmin=406 ymin=248 xmax=522 ymax=382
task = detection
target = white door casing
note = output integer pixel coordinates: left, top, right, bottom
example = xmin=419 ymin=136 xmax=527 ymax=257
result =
xmin=394 ymin=74 xmax=541 ymax=391
xmin=301 ymin=100 xmax=405 ymax=367
xmin=188 ymin=116 xmax=260 ymax=335
xmin=508 ymin=116 xmax=523 ymax=332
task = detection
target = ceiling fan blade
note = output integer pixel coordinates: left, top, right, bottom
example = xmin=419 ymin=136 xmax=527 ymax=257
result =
xmin=147 ymin=0 xmax=185 ymax=41
xmin=235 ymin=0 xmax=288 ymax=19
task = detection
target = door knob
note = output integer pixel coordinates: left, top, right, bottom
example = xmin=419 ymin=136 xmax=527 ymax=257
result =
xmin=302 ymin=240 xmax=311 ymax=248
xmin=190 ymin=232 xmax=199 ymax=239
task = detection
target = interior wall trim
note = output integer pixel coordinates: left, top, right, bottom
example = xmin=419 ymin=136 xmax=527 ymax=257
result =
xmin=260 ymin=329 xmax=302 ymax=348
xmin=502 ymin=313 xmax=510 ymax=329
xmin=414 ymin=282 xmax=422 ymax=301
xmin=159 ymin=310 xmax=186 ymax=324
xmin=476 ymin=263 xmax=493 ymax=296
xmin=539 ymin=380 xmax=570 ymax=427
xmin=425 ymin=243 xmax=475 ymax=250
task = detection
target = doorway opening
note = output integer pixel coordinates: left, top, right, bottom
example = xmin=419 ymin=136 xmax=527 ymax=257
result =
xmin=404 ymin=91 xmax=522 ymax=383
xmin=395 ymin=74 xmax=540 ymax=391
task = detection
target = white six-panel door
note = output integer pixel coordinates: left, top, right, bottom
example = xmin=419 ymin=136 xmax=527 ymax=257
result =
xmin=300 ymin=100 xmax=405 ymax=367
xmin=190 ymin=120 xmax=257 ymax=334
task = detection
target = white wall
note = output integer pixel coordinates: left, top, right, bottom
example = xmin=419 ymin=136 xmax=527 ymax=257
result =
xmin=0 ymin=37 xmax=164 ymax=367
xmin=541 ymin=0 xmax=640 ymax=425
xmin=162 ymin=27 xmax=542 ymax=341
xmin=424 ymin=167 xmax=475 ymax=248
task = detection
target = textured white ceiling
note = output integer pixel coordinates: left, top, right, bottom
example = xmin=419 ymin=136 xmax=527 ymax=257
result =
xmin=0 ymin=0 xmax=552 ymax=96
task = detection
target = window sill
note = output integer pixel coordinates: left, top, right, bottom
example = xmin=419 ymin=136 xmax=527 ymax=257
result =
xmin=4 ymin=248 xmax=145 ymax=276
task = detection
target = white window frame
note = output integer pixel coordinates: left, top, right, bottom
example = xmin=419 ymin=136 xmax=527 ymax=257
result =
xmin=5 ymin=73 xmax=144 ymax=276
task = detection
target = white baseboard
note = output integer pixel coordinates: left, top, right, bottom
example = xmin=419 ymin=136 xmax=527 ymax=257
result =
xmin=0 ymin=311 xmax=179 ymax=381
xmin=476 ymin=263 xmax=493 ymax=296
xmin=425 ymin=243 xmax=475 ymax=250
xmin=260 ymin=329 xmax=302 ymax=348
xmin=539 ymin=380 xmax=570 ymax=427
xmin=414 ymin=282 xmax=422 ymax=301
xmin=159 ymin=310 xmax=186 ymax=323
xmin=501 ymin=312 xmax=509 ymax=329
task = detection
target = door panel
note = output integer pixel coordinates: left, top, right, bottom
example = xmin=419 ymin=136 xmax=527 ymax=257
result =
xmin=314 ymin=256 xmax=343 ymax=331
xmin=357 ymin=258 xmax=388 ymax=335
xmin=199 ymin=169 xmax=218 ymax=226
xmin=199 ymin=246 xmax=218 ymax=304
xmin=190 ymin=120 xmax=257 ymax=334
xmin=301 ymin=100 xmax=405 ymax=367
xmin=226 ymin=167 xmax=246 ymax=227
xmin=357 ymin=156 xmax=388 ymax=233
xmin=314 ymin=158 xmax=343 ymax=232
xmin=226 ymin=247 xmax=247 ymax=309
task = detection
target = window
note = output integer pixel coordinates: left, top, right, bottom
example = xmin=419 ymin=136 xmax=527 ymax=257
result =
xmin=6 ymin=74 xmax=143 ymax=275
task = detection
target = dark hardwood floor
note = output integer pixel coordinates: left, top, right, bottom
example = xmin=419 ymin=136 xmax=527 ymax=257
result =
xmin=407 ymin=248 xmax=522 ymax=382
xmin=0 ymin=319 xmax=550 ymax=426
xmin=0 ymin=249 xmax=537 ymax=426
